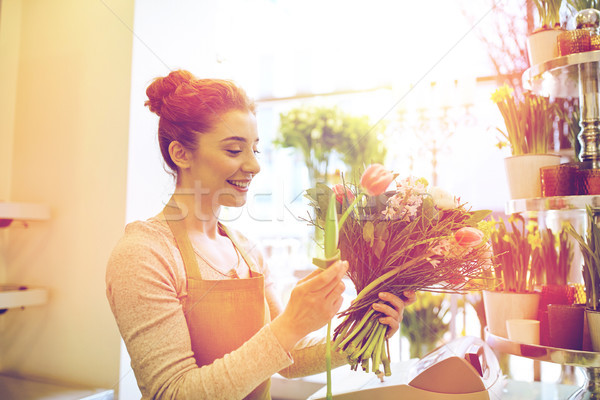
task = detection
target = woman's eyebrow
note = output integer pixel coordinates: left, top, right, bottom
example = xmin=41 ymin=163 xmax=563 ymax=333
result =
xmin=220 ymin=136 xmax=260 ymax=143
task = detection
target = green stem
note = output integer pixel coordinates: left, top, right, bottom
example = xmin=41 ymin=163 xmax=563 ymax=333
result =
xmin=326 ymin=320 xmax=332 ymax=400
xmin=350 ymin=323 xmax=379 ymax=361
xmin=352 ymin=255 xmax=432 ymax=306
xmin=338 ymin=193 xmax=365 ymax=228
xmin=382 ymin=339 xmax=391 ymax=376
xmin=361 ymin=324 xmax=385 ymax=361
xmin=372 ymin=326 xmax=386 ymax=374
xmin=336 ymin=309 xmax=375 ymax=349
xmin=344 ymin=320 xmax=374 ymax=354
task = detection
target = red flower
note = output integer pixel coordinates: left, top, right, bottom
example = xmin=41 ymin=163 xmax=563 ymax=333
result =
xmin=360 ymin=164 xmax=394 ymax=196
xmin=454 ymin=227 xmax=484 ymax=247
xmin=332 ymin=184 xmax=355 ymax=204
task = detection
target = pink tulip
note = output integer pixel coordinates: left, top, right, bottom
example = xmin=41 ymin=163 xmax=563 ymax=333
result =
xmin=360 ymin=164 xmax=394 ymax=196
xmin=332 ymin=184 xmax=355 ymax=204
xmin=454 ymin=227 xmax=484 ymax=247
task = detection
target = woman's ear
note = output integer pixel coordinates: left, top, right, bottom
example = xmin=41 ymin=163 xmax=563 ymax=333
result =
xmin=169 ymin=141 xmax=192 ymax=169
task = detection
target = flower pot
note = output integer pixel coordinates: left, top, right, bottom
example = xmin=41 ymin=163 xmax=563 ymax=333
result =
xmin=548 ymin=304 xmax=585 ymax=350
xmin=540 ymin=163 xmax=579 ymax=197
xmin=483 ymin=290 xmax=541 ymax=338
xmin=578 ymin=168 xmax=600 ymax=195
xmin=504 ymin=154 xmax=561 ymax=199
xmin=586 ymin=308 xmax=600 ymax=351
xmin=558 ymin=29 xmax=592 ymax=56
xmin=527 ymin=27 xmax=563 ymax=66
xmin=538 ymin=284 xmax=576 ymax=345
xmin=506 ymin=319 xmax=540 ymax=345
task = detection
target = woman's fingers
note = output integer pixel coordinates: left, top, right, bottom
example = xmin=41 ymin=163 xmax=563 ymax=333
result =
xmin=302 ymin=261 xmax=348 ymax=293
xmin=373 ymin=291 xmax=418 ymax=339
xmin=403 ymin=290 xmax=417 ymax=305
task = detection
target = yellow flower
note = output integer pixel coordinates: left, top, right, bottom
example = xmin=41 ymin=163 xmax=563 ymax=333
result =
xmin=495 ymin=140 xmax=509 ymax=150
xmin=490 ymin=84 xmax=514 ymax=104
xmin=526 ymin=220 xmax=538 ymax=233
xmin=477 ymin=219 xmax=496 ymax=240
xmin=528 ymin=231 xmax=542 ymax=250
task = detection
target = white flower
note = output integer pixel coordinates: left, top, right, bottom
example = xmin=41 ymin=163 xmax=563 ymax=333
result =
xmin=428 ymin=186 xmax=457 ymax=210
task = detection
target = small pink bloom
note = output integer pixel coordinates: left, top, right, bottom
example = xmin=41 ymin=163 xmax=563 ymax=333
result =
xmin=332 ymin=184 xmax=355 ymax=204
xmin=360 ymin=164 xmax=394 ymax=196
xmin=454 ymin=227 xmax=484 ymax=247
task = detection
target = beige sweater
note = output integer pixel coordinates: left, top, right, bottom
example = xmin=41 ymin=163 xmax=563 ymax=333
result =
xmin=106 ymin=216 xmax=347 ymax=399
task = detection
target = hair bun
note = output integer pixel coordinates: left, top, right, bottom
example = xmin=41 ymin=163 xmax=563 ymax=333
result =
xmin=145 ymin=70 xmax=195 ymax=117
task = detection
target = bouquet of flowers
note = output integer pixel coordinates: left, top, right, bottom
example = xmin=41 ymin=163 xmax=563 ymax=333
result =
xmin=306 ymin=164 xmax=492 ymax=387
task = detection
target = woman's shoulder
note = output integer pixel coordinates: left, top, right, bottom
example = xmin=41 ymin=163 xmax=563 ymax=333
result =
xmin=108 ymin=215 xmax=176 ymax=267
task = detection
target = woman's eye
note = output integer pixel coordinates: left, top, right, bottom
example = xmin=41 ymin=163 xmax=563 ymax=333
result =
xmin=253 ymin=149 xmax=261 ymax=155
xmin=226 ymin=150 xmax=242 ymax=155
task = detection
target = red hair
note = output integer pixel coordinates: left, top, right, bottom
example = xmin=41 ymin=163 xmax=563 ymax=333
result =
xmin=144 ymin=70 xmax=256 ymax=175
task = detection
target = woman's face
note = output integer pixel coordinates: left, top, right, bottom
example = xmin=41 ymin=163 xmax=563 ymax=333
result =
xmin=184 ymin=110 xmax=261 ymax=211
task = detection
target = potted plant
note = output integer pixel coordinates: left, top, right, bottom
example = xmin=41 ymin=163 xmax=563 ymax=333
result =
xmin=528 ymin=0 xmax=565 ymax=65
xmin=530 ymin=224 xmax=582 ymax=347
xmin=567 ymin=205 xmax=600 ymax=351
xmin=483 ymin=215 xmax=541 ymax=338
xmin=275 ymin=105 xmax=387 ymax=186
xmin=491 ymin=84 xmax=561 ymax=199
xmin=400 ymin=292 xmax=453 ymax=359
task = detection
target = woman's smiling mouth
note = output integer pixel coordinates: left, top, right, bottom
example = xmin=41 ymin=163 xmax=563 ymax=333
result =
xmin=227 ymin=179 xmax=250 ymax=191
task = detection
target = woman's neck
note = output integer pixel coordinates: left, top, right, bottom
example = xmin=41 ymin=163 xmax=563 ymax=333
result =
xmin=172 ymin=189 xmax=221 ymax=239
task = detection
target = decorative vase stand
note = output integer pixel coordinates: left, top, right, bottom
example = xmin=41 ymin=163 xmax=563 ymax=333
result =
xmin=486 ymin=329 xmax=600 ymax=399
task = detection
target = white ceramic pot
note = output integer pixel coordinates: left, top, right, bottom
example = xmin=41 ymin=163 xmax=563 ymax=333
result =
xmin=504 ymin=154 xmax=561 ymax=200
xmin=586 ymin=308 xmax=600 ymax=351
xmin=527 ymin=28 xmax=564 ymax=67
xmin=483 ymin=290 xmax=540 ymax=338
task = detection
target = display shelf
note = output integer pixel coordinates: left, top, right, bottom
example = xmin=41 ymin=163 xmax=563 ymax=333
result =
xmin=486 ymin=329 xmax=600 ymax=400
xmin=522 ymin=50 xmax=600 ymax=98
xmin=0 ymin=374 xmax=113 ymax=400
xmin=0 ymin=285 xmax=48 ymax=311
xmin=506 ymin=195 xmax=600 ymax=214
xmin=0 ymin=202 xmax=50 ymax=227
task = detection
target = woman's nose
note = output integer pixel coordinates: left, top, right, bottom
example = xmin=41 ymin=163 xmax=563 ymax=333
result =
xmin=243 ymin=152 xmax=261 ymax=175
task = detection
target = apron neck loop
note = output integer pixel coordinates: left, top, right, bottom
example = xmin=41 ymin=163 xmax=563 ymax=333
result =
xmin=163 ymin=196 xmax=259 ymax=279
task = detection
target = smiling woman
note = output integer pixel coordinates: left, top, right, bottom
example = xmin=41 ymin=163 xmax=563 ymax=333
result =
xmin=105 ymin=69 xmax=413 ymax=400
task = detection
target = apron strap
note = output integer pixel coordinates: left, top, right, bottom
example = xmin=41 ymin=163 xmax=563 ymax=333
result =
xmin=163 ymin=196 xmax=258 ymax=279
xmin=219 ymin=223 xmax=259 ymax=275
xmin=163 ymin=196 xmax=203 ymax=280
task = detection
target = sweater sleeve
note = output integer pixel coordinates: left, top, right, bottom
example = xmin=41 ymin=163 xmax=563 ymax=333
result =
xmin=105 ymin=222 xmax=293 ymax=399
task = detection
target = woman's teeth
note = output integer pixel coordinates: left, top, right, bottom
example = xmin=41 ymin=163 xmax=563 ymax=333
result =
xmin=228 ymin=180 xmax=249 ymax=188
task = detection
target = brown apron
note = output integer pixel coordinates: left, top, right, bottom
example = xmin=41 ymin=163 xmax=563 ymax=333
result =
xmin=164 ymin=197 xmax=271 ymax=400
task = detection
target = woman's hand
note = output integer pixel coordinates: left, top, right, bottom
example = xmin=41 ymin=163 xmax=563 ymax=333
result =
xmin=372 ymin=291 xmax=416 ymax=339
xmin=271 ymin=260 xmax=348 ymax=351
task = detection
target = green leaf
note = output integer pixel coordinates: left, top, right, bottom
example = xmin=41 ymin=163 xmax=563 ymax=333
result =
xmin=465 ymin=210 xmax=493 ymax=226
xmin=363 ymin=221 xmax=375 ymax=246
xmin=324 ymin=195 xmax=339 ymax=259
xmin=373 ymin=239 xmax=386 ymax=259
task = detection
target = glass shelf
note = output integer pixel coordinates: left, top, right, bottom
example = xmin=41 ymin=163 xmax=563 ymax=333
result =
xmin=506 ymin=196 xmax=600 ymax=214
xmin=486 ymin=329 xmax=600 ymax=400
xmin=523 ymin=50 xmax=600 ymax=98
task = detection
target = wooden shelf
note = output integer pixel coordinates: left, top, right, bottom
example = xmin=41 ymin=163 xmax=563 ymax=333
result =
xmin=0 ymin=286 xmax=48 ymax=311
xmin=0 ymin=374 xmax=113 ymax=400
xmin=0 ymin=202 xmax=50 ymax=227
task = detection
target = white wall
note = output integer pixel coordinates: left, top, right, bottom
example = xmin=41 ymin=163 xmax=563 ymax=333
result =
xmin=0 ymin=0 xmax=133 ymax=391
